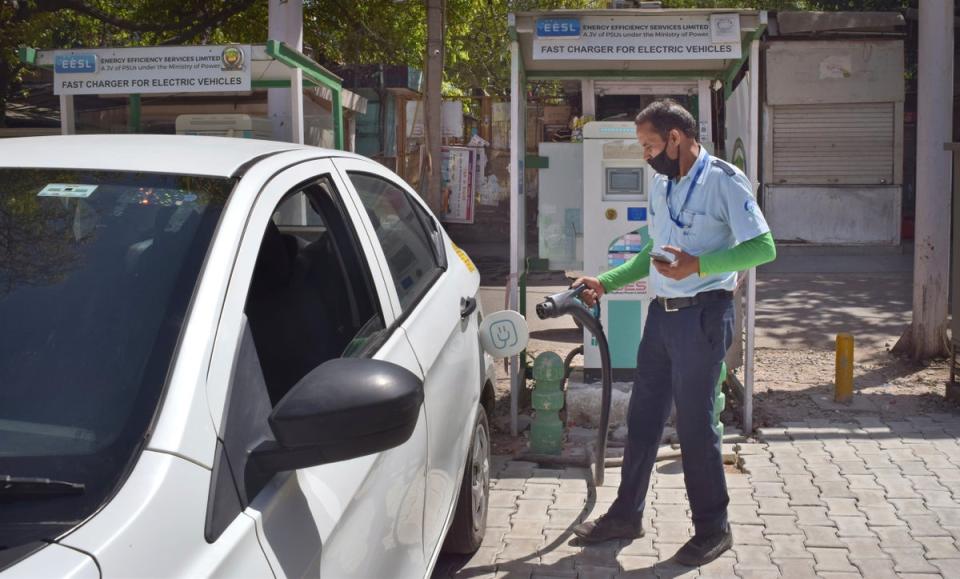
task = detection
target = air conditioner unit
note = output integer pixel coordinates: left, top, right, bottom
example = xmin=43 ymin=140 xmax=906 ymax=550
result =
xmin=175 ymin=114 xmax=273 ymax=140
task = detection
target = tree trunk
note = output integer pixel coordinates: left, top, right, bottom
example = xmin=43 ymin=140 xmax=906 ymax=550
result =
xmin=423 ymin=0 xmax=444 ymax=213
xmin=896 ymin=0 xmax=954 ymax=360
xmin=0 ymin=60 xmax=11 ymax=129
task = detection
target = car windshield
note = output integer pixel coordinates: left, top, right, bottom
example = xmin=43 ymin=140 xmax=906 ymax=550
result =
xmin=0 ymin=168 xmax=233 ymax=562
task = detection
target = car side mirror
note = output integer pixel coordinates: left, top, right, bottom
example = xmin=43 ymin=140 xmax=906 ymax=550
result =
xmin=249 ymin=358 xmax=424 ymax=474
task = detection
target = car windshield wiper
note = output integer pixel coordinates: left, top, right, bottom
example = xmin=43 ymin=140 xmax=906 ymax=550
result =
xmin=0 ymin=475 xmax=85 ymax=498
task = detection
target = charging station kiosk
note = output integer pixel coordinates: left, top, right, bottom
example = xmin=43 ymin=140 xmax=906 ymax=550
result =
xmin=582 ymin=121 xmax=651 ymax=377
xmin=508 ymin=8 xmax=767 ymax=435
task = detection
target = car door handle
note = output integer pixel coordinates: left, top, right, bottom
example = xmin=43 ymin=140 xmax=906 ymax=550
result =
xmin=460 ymin=296 xmax=477 ymax=320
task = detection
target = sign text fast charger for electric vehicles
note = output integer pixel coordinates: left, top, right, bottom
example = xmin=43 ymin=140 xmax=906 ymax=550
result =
xmin=533 ymin=14 xmax=741 ymax=60
xmin=53 ymin=45 xmax=251 ymax=95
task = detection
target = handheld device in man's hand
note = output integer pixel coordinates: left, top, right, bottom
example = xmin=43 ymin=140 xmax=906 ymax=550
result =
xmin=650 ymin=248 xmax=676 ymax=264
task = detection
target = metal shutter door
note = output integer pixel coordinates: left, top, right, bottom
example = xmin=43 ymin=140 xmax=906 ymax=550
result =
xmin=772 ymin=103 xmax=894 ymax=185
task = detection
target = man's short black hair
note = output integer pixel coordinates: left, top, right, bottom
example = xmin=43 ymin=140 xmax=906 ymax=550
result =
xmin=634 ymin=98 xmax=698 ymax=140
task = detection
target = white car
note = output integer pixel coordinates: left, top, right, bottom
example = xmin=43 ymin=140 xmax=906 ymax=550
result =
xmin=0 ymin=135 xmax=496 ymax=578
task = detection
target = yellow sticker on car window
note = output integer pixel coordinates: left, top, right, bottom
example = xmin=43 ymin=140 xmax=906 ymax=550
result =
xmin=451 ymin=243 xmax=476 ymax=273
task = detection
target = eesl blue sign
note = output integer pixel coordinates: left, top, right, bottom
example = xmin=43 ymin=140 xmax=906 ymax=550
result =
xmin=55 ymin=54 xmax=97 ymax=74
xmin=536 ymin=18 xmax=580 ymax=37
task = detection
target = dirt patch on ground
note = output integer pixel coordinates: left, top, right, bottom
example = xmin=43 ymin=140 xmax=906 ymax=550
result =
xmin=472 ymin=257 xmax=959 ymax=452
xmin=747 ymin=347 xmax=958 ymax=428
xmin=488 ymin=345 xmax=960 ymax=455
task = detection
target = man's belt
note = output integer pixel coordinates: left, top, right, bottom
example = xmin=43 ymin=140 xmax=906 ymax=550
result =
xmin=656 ymin=289 xmax=733 ymax=313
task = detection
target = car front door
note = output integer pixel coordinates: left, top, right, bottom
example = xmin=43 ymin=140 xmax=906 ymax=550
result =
xmin=334 ymin=158 xmax=483 ymax=562
xmin=204 ymin=158 xmax=429 ymax=578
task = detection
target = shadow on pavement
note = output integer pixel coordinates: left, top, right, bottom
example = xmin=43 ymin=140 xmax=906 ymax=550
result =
xmin=756 ymin=273 xmax=911 ymax=360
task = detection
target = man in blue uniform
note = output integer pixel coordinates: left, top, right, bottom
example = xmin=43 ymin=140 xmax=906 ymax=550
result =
xmin=572 ymin=99 xmax=776 ymax=566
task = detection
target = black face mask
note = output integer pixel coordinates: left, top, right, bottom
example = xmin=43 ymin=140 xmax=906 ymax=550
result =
xmin=647 ymin=141 xmax=680 ymax=180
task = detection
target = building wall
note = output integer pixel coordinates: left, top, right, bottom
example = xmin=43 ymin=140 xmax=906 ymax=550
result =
xmin=763 ymin=39 xmax=905 ymax=246
xmin=765 ymin=185 xmax=902 ymax=245
xmin=766 ymin=40 xmax=904 ymax=106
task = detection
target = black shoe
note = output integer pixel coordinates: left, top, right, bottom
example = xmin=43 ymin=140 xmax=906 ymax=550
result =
xmin=673 ymin=527 xmax=733 ymax=566
xmin=571 ymin=513 xmax=644 ymax=544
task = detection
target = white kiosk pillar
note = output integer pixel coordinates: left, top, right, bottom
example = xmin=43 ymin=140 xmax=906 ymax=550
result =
xmin=743 ymin=36 xmax=761 ymax=434
xmin=268 ymin=0 xmax=304 ymax=144
xmin=59 ymin=95 xmax=76 ymax=135
xmin=697 ymin=78 xmax=713 ymax=148
xmin=508 ymin=28 xmax=525 ymax=438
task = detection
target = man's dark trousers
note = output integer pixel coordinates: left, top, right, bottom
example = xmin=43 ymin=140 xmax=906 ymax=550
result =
xmin=606 ymin=295 xmax=735 ymax=536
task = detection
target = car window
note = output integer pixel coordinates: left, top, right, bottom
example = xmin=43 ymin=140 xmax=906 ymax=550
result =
xmin=0 ymin=168 xmax=233 ymax=556
xmin=347 ymin=172 xmax=443 ymax=312
xmin=409 ymin=195 xmax=448 ymax=270
xmin=244 ymin=176 xmax=387 ymax=405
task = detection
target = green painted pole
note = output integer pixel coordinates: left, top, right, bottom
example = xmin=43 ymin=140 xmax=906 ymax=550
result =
xmin=128 ymin=94 xmax=141 ymax=133
xmin=332 ymin=87 xmax=344 ymax=151
xmin=530 ymin=352 xmax=565 ymax=454
xmin=519 ymin=267 xmax=528 ymax=375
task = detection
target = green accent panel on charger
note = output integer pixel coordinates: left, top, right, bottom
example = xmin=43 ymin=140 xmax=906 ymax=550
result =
xmin=608 ymin=300 xmax=644 ymax=368
xmin=525 ymin=154 xmax=549 ymax=169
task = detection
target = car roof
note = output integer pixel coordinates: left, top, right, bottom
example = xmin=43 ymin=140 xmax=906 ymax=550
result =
xmin=0 ymin=134 xmax=363 ymax=177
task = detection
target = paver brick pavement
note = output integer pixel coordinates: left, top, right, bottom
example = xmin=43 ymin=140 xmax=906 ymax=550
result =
xmin=436 ymin=416 xmax=960 ymax=579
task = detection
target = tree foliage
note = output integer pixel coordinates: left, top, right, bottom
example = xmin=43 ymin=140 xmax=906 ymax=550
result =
xmin=444 ymin=0 xmax=604 ymax=97
xmin=0 ymin=0 xmax=266 ymax=126
xmin=2 ymin=0 xmax=915 ymax=126
xmin=302 ymin=1 xmax=427 ymax=67
xmin=661 ymin=0 xmax=910 ymax=8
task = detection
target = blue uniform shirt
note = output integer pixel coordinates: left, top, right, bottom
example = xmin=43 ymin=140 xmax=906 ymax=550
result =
xmin=648 ymin=145 xmax=769 ymax=298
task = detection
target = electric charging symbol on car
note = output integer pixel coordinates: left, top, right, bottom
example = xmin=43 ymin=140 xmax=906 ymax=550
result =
xmin=490 ymin=320 xmax=518 ymax=350
xmin=478 ymin=310 xmax=529 ymax=359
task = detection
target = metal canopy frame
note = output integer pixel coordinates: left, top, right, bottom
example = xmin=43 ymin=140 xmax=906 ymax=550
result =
xmin=507 ymin=9 xmax=767 ymax=436
xmin=18 ymin=40 xmax=347 ymax=149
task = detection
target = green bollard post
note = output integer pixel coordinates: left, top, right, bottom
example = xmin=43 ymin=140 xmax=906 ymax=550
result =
xmin=713 ymin=361 xmax=726 ymax=441
xmin=530 ymin=351 xmax=565 ymax=454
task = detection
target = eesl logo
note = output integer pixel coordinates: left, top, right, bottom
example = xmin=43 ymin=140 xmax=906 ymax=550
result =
xmin=55 ymin=54 xmax=97 ymax=74
xmin=536 ymin=18 xmax=580 ymax=37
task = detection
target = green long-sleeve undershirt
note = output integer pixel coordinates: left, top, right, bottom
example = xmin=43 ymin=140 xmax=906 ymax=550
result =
xmin=597 ymin=231 xmax=777 ymax=293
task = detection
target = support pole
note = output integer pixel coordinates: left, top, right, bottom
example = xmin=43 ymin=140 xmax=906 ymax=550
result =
xmin=128 ymin=94 xmax=141 ymax=134
xmin=265 ymin=41 xmax=343 ymax=149
xmin=331 ymin=87 xmax=343 ymax=150
xmin=697 ymin=78 xmax=713 ymax=153
xmin=951 ymin=144 xmax=960 ymax=401
xmin=60 ymin=95 xmax=75 ymax=135
xmin=509 ymin=34 xmax=524 ymax=437
xmin=744 ymin=36 xmax=761 ymax=434
xmin=424 ymin=0 xmax=444 ymax=212
xmin=901 ymin=0 xmax=954 ymax=359
xmin=268 ymin=0 xmax=303 ymax=143
xmin=480 ymin=95 xmax=492 ymax=144
xmin=581 ymin=79 xmax=595 ymax=118
xmin=290 ymin=68 xmax=304 ymax=145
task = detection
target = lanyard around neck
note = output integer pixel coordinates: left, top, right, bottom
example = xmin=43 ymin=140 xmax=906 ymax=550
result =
xmin=666 ymin=155 xmax=708 ymax=228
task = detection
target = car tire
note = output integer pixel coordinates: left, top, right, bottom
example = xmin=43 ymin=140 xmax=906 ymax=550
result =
xmin=442 ymin=405 xmax=490 ymax=554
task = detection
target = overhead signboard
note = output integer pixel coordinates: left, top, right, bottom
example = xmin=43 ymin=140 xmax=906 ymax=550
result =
xmin=53 ymin=45 xmax=251 ymax=95
xmin=533 ymin=14 xmax=741 ymax=60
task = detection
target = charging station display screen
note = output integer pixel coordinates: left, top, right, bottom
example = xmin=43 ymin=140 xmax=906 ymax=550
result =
xmin=605 ymin=167 xmax=644 ymax=196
